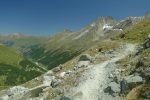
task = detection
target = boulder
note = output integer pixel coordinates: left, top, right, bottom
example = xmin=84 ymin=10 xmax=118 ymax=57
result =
xmin=51 ymin=79 xmax=61 ymax=88
xmin=104 ymin=82 xmax=120 ymax=96
xmin=52 ymin=65 xmax=63 ymax=73
xmin=124 ymin=75 xmax=143 ymax=84
xmin=60 ymin=72 xmax=66 ymax=78
xmin=46 ymin=70 xmax=54 ymax=75
xmin=109 ymin=82 xmax=120 ymax=93
xmin=124 ymin=75 xmax=143 ymax=90
xmin=52 ymin=67 xmax=61 ymax=73
xmin=76 ymin=61 xmax=90 ymax=68
xmin=120 ymin=78 xmax=128 ymax=94
xmin=104 ymin=86 xmax=111 ymax=93
xmin=43 ymin=75 xmax=55 ymax=86
xmin=79 ymin=54 xmax=92 ymax=61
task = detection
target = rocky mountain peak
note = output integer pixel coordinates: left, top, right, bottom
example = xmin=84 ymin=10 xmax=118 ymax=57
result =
xmin=95 ymin=16 xmax=118 ymax=26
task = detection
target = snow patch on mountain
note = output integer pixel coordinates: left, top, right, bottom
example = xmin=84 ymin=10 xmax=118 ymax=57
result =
xmin=103 ymin=24 xmax=113 ymax=30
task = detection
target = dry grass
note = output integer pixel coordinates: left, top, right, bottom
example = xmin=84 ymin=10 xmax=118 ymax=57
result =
xmin=22 ymin=77 xmax=43 ymax=89
xmin=125 ymin=85 xmax=143 ymax=100
xmin=59 ymin=70 xmax=83 ymax=88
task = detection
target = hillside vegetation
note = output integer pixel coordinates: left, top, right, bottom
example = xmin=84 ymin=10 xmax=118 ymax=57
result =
xmin=0 ymin=45 xmax=46 ymax=90
xmin=118 ymin=18 xmax=150 ymax=43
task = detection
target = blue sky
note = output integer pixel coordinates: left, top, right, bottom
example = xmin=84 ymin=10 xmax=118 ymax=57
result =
xmin=0 ymin=0 xmax=150 ymax=35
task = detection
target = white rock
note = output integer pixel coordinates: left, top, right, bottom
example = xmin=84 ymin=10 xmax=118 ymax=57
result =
xmin=45 ymin=70 xmax=53 ymax=75
xmin=77 ymin=61 xmax=90 ymax=68
xmin=148 ymin=34 xmax=150 ymax=38
xmin=109 ymin=73 xmax=114 ymax=78
xmin=124 ymin=75 xmax=143 ymax=83
xmin=43 ymin=76 xmax=55 ymax=86
xmin=109 ymin=82 xmax=120 ymax=93
xmin=60 ymin=72 xmax=66 ymax=78
xmin=1 ymin=95 xmax=9 ymax=100
xmin=66 ymin=70 xmax=72 ymax=74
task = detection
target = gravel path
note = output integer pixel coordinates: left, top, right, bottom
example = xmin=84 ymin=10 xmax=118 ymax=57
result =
xmin=70 ymin=44 xmax=136 ymax=100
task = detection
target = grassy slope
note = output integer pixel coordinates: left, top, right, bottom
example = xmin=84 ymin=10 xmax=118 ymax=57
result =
xmin=27 ymin=31 xmax=85 ymax=70
xmin=0 ymin=45 xmax=22 ymax=66
xmin=0 ymin=45 xmax=45 ymax=90
xmin=118 ymin=18 xmax=150 ymax=44
xmin=118 ymin=18 xmax=150 ymax=66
